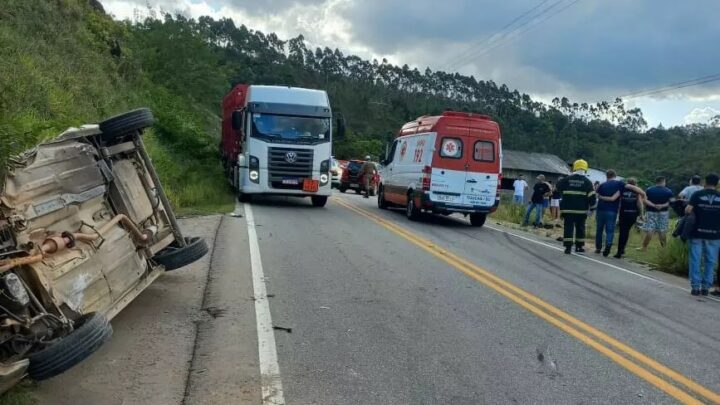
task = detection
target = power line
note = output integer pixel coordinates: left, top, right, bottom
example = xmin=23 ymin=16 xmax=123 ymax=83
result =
xmin=442 ymin=0 xmax=555 ymax=70
xmin=620 ymin=73 xmax=720 ymax=99
xmin=447 ymin=0 xmax=568 ymax=72
xmin=453 ymin=0 xmax=583 ymax=69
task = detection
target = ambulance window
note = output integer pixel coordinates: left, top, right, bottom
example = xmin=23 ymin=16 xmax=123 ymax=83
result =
xmin=474 ymin=141 xmax=494 ymax=162
xmin=440 ymin=138 xmax=463 ymax=159
xmin=386 ymin=140 xmax=398 ymax=164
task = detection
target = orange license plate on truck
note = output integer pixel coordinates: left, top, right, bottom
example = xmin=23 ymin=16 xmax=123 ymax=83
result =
xmin=303 ymin=179 xmax=319 ymax=192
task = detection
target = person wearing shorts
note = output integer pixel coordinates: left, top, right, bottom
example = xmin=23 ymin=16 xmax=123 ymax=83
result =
xmin=550 ymin=178 xmax=562 ymax=223
xmin=640 ymin=176 xmax=673 ymax=251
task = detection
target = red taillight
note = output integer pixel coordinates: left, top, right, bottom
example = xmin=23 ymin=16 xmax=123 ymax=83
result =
xmin=422 ymin=165 xmax=431 ymax=191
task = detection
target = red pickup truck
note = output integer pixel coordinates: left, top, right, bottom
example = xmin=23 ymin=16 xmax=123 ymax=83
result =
xmin=338 ymin=160 xmax=380 ymax=196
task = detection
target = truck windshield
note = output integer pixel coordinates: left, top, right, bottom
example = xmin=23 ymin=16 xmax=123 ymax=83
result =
xmin=251 ymin=113 xmax=330 ymax=144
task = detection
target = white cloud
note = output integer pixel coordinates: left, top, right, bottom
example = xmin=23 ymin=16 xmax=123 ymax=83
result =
xmin=683 ymin=106 xmax=720 ymax=125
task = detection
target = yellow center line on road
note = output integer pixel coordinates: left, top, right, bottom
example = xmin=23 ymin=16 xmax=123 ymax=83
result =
xmin=333 ymin=198 xmax=719 ymax=405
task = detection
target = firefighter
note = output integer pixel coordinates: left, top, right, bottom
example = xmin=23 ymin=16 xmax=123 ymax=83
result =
xmin=360 ymin=156 xmax=377 ymax=199
xmin=557 ymin=159 xmax=597 ymax=254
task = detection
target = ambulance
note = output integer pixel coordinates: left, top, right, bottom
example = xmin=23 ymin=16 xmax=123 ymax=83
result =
xmin=377 ymin=111 xmax=502 ymax=227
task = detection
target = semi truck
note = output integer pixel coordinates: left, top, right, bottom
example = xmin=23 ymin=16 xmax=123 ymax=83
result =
xmin=221 ymin=84 xmax=343 ymax=207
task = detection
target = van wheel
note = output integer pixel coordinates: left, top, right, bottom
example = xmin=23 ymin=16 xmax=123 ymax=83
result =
xmin=338 ymin=187 xmax=346 ymax=193
xmin=378 ymin=187 xmax=388 ymax=209
xmin=28 ymin=313 xmax=112 ymax=381
xmin=311 ymin=196 xmax=328 ymax=207
xmin=470 ymin=213 xmax=487 ymax=227
xmin=406 ymin=192 xmax=421 ymax=220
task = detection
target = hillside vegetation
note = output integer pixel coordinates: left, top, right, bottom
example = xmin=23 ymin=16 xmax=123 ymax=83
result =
xmin=2 ymin=0 xmax=720 ymax=212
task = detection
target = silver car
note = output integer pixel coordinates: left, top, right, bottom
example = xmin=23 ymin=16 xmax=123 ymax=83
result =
xmin=0 ymin=109 xmax=207 ymax=391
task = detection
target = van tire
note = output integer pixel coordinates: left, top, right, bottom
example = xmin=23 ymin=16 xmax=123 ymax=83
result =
xmin=27 ymin=313 xmax=112 ymax=381
xmin=470 ymin=213 xmax=487 ymax=227
xmin=406 ymin=192 xmax=421 ymax=220
xmin=311 ymin=196 xmax=328 ymax=207
xmin=378 ymin=187 xmax=388 ymax=209
xmin=338 ymin=187 xmax=346 ymax=193
xmin=154 ymin=236 xmax=209 ymax=271
xmin=99 ymin=108 xmax=154 ymax=142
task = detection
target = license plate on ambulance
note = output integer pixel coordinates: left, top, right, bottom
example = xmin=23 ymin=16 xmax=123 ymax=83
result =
xmin=282 ymin=178 xmax=299 ymax=185
xmin=434 ymin=194 xmax=455 ymax=202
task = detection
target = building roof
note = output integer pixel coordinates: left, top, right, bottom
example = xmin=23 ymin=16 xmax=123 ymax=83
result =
xmin=503 ymin=150 xmax=571 ymax=175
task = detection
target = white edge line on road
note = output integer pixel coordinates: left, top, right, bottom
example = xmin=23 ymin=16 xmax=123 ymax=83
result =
xmin=485 ymin=224 xmax=720 ymax=303
xmin=243 ymin=202 xmax=286 ymax=405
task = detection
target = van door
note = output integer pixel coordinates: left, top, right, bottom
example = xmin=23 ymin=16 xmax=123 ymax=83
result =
xmin=429 ymin=133 xmax=469 ymax=205
xmin=382 ymin=139 xmax=400 ymax=203
xmin=462 ymin=135 xmax=499 ymax=208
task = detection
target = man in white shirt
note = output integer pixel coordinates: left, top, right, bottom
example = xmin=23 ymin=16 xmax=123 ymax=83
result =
xmin=679 ymin=175 xmax=703 ymax=201
xmin=513 ymin=175 xmax=529 ymax=204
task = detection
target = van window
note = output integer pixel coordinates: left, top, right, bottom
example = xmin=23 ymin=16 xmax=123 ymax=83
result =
xmin=473 ymin=141 xmax=494 ymax=162
xmin=386 ymin=140 xmax=398 ymax=164
xmin=440 ymin=138 xmax=463 ymax=159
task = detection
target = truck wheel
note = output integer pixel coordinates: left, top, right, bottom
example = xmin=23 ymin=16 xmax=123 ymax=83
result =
xmin=470 ymin=213 xmax=487 ymax=227
xmin=238 ymin=192 xmax=251 ymax=203
xmin=406 ymin=192 xmax=421 ymax=220
xmin=153 ymin=236 xmax=209 ymax=271
xmin=338 ymin=187 xmax=346 ymax=193
xmin=378 ymin=187 xmax=388 ymax=209
xmin=99 ymin=108 xmax=155 ymax=142
xmin=27 ymin=312 xmax=113 ymax=381
xmin=311 ymin=196 xmax=328 ymax=207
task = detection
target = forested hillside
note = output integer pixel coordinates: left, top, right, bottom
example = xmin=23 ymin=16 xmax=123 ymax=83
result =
xmin=2 ymin=0 xmax=719 ymax=205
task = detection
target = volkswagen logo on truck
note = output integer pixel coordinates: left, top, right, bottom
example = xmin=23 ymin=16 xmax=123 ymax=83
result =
xmin=285 ymin=151 xmax=298 ymax=163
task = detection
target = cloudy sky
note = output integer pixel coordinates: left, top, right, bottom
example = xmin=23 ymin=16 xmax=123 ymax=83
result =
xmin=102 ymin=0 xmax=720 ymax=128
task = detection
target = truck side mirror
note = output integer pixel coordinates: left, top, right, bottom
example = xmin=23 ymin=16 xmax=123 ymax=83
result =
xmin=335 ymin=115 xmax=346 ymax=139
xmin=231 ymin=111 xmax=242 ymax=131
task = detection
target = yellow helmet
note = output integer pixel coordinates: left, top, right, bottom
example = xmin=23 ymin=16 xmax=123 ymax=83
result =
xmin=573 ymin=159 xmax=589 ymax=172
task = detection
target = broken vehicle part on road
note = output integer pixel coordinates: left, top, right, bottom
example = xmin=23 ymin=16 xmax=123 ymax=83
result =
xmin=0 ymin=109 xmax=208 ymax=391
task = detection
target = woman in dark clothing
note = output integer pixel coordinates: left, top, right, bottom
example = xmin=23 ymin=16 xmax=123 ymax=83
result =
xmin=614 ymin=178 xmax=644 ymax=258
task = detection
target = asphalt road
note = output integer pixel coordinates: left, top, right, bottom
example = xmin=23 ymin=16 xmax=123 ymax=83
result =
xmin=33 ymin=192 xmax=720 ymax=404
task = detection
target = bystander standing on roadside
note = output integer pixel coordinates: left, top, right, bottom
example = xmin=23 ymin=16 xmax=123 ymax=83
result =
xmin=543 ymin=180 xmax=553 ymax=223
xmin=639 ymin=176 xmax=673 ymax=251
xmin=613 ymin=178 xmax=645 ymax=258
xmin=523 ymin=175 xmax=551 ymax=228
xmin=594 ymin=170 xmax=646 ymax=256
xmin=550 ymin=177 xmax=563 ymax=226
xmin=685 ymin=173 xmax=720 ymax=296
xmin=679 ymin=175 xmax=703 ymax=201
xmin=513 ymin=175 xmax=528 ymax=204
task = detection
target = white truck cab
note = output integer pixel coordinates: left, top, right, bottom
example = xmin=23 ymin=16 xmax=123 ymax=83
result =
xmin=221 ymin=85 xmax=344 ymax=207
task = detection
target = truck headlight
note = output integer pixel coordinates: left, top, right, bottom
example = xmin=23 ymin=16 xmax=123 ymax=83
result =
xmin=249 ymin=170 xmax=259 ymax=182
xmin=2 ymin=273 xmax=29 ymax=306
xmin=320 ymin=173 xmax=329 ymax=184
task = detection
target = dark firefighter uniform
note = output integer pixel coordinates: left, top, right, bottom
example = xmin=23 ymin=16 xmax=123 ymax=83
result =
xmin=557 ymin=160 xmax=596 ymax=254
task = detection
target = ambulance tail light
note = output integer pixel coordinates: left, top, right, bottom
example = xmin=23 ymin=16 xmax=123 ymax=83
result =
xmin=491 ymin=173 xmax=502 ymax=213
xmin=422 ymin=165 xmax=431 ymax=191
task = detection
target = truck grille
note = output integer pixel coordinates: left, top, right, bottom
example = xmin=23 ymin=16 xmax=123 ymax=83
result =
xmin=268 ymin=147 xmax=314 ymax=189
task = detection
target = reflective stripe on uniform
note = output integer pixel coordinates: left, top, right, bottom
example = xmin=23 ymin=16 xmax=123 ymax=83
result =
xmin=563 ymin=190 xmax=587 ymax=196
xmin=561 ymin=209 xmax=588 ymax=214
xmin=587 ymin=191 xmax=596 ymax=197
